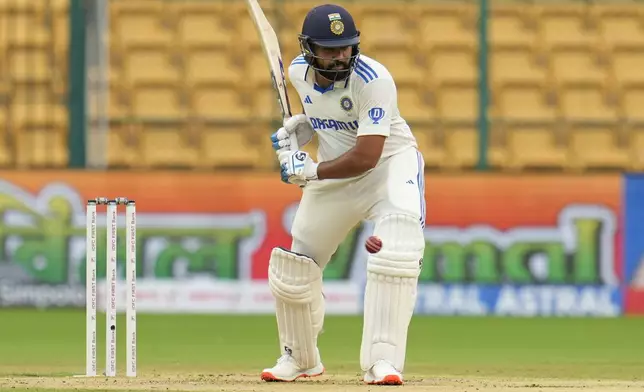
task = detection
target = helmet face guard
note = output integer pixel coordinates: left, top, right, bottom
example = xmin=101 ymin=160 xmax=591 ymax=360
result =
xmin=298 ymin=34 xmax=360 ymax=83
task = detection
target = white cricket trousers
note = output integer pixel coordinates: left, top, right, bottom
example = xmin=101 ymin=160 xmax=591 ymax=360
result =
xmin=290 ymin=147 xmax=426 ymax=269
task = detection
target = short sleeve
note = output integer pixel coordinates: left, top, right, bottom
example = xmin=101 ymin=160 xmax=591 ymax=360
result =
xmin=357 ymin=78 xmax=395 ymax=137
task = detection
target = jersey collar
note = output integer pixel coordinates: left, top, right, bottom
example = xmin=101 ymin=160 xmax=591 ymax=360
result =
xmin=305 ymin=66 xmax=350 ymax=94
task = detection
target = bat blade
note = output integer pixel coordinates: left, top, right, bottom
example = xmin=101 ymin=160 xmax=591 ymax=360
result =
xmin=246 ymin=0 xmax=305 ymax=185
xmin=245 ymin=0 xmax=293 ymax=120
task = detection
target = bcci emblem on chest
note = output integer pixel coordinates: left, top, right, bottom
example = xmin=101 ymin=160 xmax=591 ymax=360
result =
xmin=340 ymin=96 xmax=353 ymax=112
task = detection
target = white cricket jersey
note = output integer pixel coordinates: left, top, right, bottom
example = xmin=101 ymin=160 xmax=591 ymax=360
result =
xmin=288 ymin=54 xmax=417 ymax=164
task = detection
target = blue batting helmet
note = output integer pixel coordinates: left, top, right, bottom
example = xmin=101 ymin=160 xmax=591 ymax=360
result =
xmin=297 ymin=4 xmax=361 ymax=82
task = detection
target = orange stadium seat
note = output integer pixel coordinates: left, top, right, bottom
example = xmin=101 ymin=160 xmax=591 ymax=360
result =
xmin=631 ymin=127 xmax=644 ymax=171
xmin=622 ymin=85 xmax=644 ymax=122
xmin=277 ymin=25 xmax=305 ymax=58
xmin=11 ymin=103 xmax=68 ymax=130
xmin=280 ymin=0 xmax=319 ymax=21
xmin=429 ymin=46 xmax=476 ymax=86
xmin=0 ymin=13 xmax=50 ymax=49
xmin=107 ymin=125 xmax=140 ymax=168
xmin=277 ymin=1 xmax=320 ymax=52
xmin=200 ymin=126 xmax=266 ymax=169
xmin=50 ymin=0 xmax=69 ymax=14
xmin=507 ymin=125 xmax=568 ymax=170
xmin=411 ymin=124 xmax=446 ymax=169
xmin=140 ymin=124 xmax=200 ymax=168
xmin=376 ymin=48 xmax=427 ymax=87
xmin=14 ymin=126 xmax=68 ymax=168
xmin=438 ymin=83 xmax=477 ymax=122
xmin=0 ymin=144 xmax=11 ymax=167
xmin=419 ymin=4 xmax=476 ymax=49
xmin=247 ymin=49 xmax=284 ymax=90
xmin=111 ymin=2 xmax=175 ymax=49
xmin=286 ymin=82 xmax=299 ymax=114
xmin=0 ymin=0 xmax=47 ymax=13
xmin=238 ymin=10 xmax=265 ymax=51
xmin=108 ymin=54 xmax=123 ymax=87
xmin=123 ymin=48 xmax=181 ymax=85
xmin=498 ymin=84 xmax=556 ymax=121
xmin=490 ymin=5 xmax=537 ymax=48
xmin=559 ymin=84 xmax=618 ymax=122
xmin=184 ymin=48 xmax=244 ymax=87
xmin=549 ymin=47 xmax=608 ymax=86
xmin=568 ymin=126 xmax=629 ymax=170
xmin=190 ymin=86 xmax=251 ymax=121
xmin=11 ymin=84 xmax=54 ymax=103
xmin=397 ymin=87 xmax=436 ymax=123
xmin=536 ymin=5 xmax=600 ymax=50
xmin=109 ymin=86 xmax=131 ymax=119
xmin=443 ymin=126 xmax=507 ymax=170
xmin=594 ymin=5 xmax=644 ymax=50
xmin=443 ymin=125 xmax=477 ymax=169
xmin=7 ymin=48 xmax=52 ymax=84
xmin=252 ymin=85 xmax=281 ymax=120
xmin=52 ymin=10 xmax=69 ymax=54
xmin=613 ymin=49 xmax=644 ymax=85
xmin=132 ymin=84 xmax=186 ymax=119
xmin=175 ymin=2 xmax=237 ymax=50
xmin=354 ymin=4 xmax=414 ymax=50
xmin=281 ymin=46 xmax=305 ymax=71
xmin=491 ymin=47 xmax=547 ymax=88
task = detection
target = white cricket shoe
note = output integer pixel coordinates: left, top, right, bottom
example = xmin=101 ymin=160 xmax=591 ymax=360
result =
xmin=261 ymin=351 xmax=324 ymax=382
xmin=363 ymin=360 xmax=404 ymax=385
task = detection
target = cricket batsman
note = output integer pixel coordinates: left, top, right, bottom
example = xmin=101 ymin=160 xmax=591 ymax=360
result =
xmin=262 ymin=3 xmax=426 ymax=385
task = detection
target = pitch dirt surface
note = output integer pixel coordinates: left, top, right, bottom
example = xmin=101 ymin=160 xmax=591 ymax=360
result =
xmin=2 ymin=374 xmax=644 ymax=392
xmin=2 ymin=311 xmax=644 ymax=392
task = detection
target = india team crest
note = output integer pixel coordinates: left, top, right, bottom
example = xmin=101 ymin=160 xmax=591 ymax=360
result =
xmin=330 ymin=20 xmax=344 ymax=35
xmin=340 ymin=96 xmax=353 ymax=112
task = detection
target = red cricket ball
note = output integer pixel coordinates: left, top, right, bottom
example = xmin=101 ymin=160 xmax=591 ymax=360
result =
xmin=365 ymin=236 xmax=382 ymax=254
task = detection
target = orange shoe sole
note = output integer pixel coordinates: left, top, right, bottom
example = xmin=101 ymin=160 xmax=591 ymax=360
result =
xmin=261 ymin=369 xmax=324 ymax=382
xmin=365 ymin=374 xmax=403 ymax=385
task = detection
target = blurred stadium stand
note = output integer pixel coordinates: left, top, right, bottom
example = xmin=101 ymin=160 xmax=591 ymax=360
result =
xmin=0 ymin=0 xmax=69 ymax=168
xmin=0 ymin=0 xmax=642 ymax=170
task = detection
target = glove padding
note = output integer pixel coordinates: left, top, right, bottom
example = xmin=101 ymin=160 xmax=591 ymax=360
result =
xmin=279 ymin=150 xmax=319 ymax=185
xmin=270 ymin=114 xmax=315 ymax=155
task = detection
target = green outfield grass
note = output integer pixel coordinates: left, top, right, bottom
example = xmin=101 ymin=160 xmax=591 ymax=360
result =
xmin=0 ymin=309 xmax=643 ymax=391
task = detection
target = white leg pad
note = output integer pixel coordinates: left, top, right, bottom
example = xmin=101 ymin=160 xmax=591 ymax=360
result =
xmin=360 ymin=214 xmax=425 ymax=372
xmin=268 ymin=247 xmax=324 ymax=369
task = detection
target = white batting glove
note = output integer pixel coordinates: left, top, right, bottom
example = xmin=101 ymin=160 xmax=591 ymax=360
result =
xmin=279 ymin=150 xmax=319 ymax=184
xmin=284 ymin=114 xmax=315 ymax=146
xmin=270 ymin=127 xmax=291 ymax=155
xmin=270 ymin=114 xmax=315 ymax=155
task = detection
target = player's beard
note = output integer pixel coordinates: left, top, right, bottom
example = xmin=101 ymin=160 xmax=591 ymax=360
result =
xmin=318 ymin=59 xmax=351 ymax=82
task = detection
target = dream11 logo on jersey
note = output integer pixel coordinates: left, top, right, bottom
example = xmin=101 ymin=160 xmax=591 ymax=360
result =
xmin=368 ymin=107 xmax=385 ymax=124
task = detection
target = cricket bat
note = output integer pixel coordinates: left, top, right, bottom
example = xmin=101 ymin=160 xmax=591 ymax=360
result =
xmin=245 ymin=0 xmax=300 ymax=153
xmin=245 ymin=0 xmax=307 ymax=187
